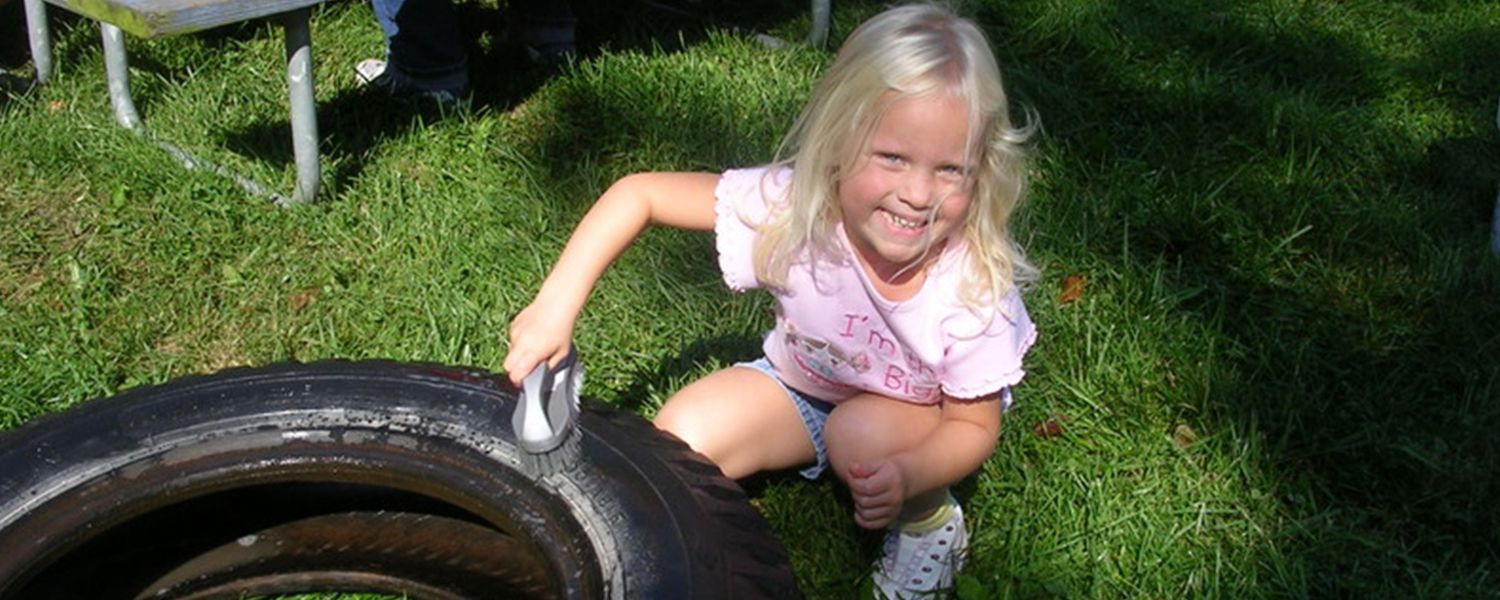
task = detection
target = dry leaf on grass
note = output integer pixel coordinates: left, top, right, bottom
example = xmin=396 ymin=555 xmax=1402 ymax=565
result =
xmin=1032 ymin=414 xmax=1070 ymax=438
xmin=1059 ymin=275 xmax=1087 ymax=306
xmin=1172 ymin=424 xmax=1199 ymax=447
xmin=289 ymin=287 xmax=320 ymax=311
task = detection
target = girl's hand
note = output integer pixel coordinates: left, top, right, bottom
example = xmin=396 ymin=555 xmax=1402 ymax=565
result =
xmin=847 ymin=461 xmax=907 ymax=530
xmin=503 ymin=299 xmax=577 ymax=385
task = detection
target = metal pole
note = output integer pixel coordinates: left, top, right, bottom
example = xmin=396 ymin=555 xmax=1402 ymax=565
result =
xmin=283 ymin=8 xmax=319 ymax=203
xmin=807 ymin=0 xmax=830 ymax=47
xmin=23 ymin=0 xmax=52 ymax=84
xmin=101 ymin=22 xmax=142 ymax=130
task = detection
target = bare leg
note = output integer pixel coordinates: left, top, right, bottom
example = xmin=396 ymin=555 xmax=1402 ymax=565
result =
xmin=653 ymin=366 xmax=817 ymax=480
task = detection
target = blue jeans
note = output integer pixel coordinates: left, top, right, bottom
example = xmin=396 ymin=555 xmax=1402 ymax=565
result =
xmin=371 ymin=0 xmax=576 ymax=91
xmin=372 ymin=0 xmax=468 ymax=91
xmin=509 ymin=0 xmax=576 ymax=53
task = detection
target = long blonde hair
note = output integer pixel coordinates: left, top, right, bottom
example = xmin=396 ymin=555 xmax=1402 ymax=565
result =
xmin=752 ymin=2 xmax=1037 ymax=311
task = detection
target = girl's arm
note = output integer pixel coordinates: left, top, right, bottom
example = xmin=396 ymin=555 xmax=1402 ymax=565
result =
xmin=897 ymin=396 xmax=1004 ymax=495
xmin=503 ymin=172 xmax=720 ymax=384
xmin=847 ymin=394 xmax=1003 ymax=529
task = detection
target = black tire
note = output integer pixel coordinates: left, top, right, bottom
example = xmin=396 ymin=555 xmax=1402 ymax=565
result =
xmin=0 ymin=361 xmax=802 ymax=600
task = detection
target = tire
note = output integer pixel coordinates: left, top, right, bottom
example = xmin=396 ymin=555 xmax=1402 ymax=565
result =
xmin=0 ymin=361 xmax=802 ymax=600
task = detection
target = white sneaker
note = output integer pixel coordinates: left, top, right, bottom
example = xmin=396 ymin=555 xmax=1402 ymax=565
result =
xmin=872 ymin=503 xmax=968 ymax=599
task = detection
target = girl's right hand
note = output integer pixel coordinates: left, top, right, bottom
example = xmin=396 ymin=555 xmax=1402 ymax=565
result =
xmin=503 ymin=299 xmax=578 ymax=386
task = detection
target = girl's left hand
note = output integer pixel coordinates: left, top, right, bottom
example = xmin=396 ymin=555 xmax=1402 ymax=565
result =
xmin=847 ymin=461 xmax=906 ymax=530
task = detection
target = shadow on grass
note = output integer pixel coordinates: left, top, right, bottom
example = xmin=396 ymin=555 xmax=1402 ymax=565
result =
xmin=208 ymin=0 xmax=819 ymax=197
xmin=0 ymin=0 xmax=28 ymax=71
xmin=214 ymin=2 xmax=553 ymax=194
xmin=992 ymin=0 xmax=1500 ymax=594
xmin=608 ymin=333 xmax=764 ymax=416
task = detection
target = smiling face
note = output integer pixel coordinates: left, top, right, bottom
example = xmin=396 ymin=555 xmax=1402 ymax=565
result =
xmin=838 ymin=91 xmax=975 ymax=288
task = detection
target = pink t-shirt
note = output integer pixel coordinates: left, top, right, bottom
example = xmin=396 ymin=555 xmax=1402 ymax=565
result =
xmin=714 ymin=166 xmax=1037 ymax=407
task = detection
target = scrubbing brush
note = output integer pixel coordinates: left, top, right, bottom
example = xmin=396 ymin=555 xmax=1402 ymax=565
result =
xmin=511 ymin=346 xmax=583 ymax=477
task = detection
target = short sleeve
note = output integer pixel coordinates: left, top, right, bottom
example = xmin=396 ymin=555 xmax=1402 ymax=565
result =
xmin=713 ymin=167 xmax=787 ymax=292
xmin=940 ymin=290 xmax=1037 ymax=404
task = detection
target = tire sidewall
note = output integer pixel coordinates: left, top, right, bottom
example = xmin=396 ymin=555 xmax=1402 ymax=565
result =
xmin=0 ymin=362 xmax=797 ymax=599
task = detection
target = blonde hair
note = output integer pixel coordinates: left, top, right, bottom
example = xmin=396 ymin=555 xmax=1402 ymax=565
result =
xmin=752 ymin=2 xmax=1037 ymax=311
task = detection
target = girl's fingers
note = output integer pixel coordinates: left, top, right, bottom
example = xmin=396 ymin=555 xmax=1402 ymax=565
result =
xmin=502 ymin=338 xmax=547 ymax=383
xmin=505 ymin=341 xmax=574 ymax=385
xmin=855 ymin=509 xmax=895 ymax=530
xmin=851 ymin=486 xmax=904 ymax=531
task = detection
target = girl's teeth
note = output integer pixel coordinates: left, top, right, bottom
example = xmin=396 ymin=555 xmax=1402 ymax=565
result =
xmin=885 ymin=211 xmax=920 ymax=229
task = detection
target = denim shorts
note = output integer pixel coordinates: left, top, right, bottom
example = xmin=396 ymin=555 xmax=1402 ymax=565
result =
xmin=737 ymin=357 xmax=834 ymax=479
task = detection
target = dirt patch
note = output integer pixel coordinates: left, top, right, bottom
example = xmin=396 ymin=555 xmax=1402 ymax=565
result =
xmin=0 ymin=178 xmax=96 ymax=306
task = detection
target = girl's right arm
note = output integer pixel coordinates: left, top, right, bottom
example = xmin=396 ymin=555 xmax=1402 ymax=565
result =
xmin=503 ymin=172 xmax=721 ymax=385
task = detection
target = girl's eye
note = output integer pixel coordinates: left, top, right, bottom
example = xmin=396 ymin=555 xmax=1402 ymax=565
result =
xmin=877 ymin=152 xmax=904 ymax=165
xmin=938 ymin=165 xmax=965 ymax=178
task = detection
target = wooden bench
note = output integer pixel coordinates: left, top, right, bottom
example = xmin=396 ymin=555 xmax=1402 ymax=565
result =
xmin=23 ymin=0 xmax=328 ymax=203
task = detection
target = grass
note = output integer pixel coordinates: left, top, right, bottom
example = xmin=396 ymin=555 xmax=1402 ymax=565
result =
xmin=3 ymin=0 xmax=1500 ymax=598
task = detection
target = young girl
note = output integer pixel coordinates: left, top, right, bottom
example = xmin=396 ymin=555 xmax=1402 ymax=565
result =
xmin=504 ymin=4 xmax=1037 ymax=597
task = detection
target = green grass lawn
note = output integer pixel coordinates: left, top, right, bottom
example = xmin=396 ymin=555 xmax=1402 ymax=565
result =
xmin=4 ymin=0 xmax=1500 ymax=598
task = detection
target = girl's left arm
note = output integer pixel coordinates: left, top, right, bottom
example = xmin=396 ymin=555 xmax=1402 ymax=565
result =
xmin=896 ymin=394 xmax=1004 ymax=497
xmin=846 ymin=395 xmax=1002 ymax=529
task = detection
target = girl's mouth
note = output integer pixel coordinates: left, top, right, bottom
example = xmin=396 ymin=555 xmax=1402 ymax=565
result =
xmin=882 ymin=209 xmax=924 ymax=231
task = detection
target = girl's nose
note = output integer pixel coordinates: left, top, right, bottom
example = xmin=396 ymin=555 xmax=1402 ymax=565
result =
xmin=899 ymin=172 xmax=937 ymax=208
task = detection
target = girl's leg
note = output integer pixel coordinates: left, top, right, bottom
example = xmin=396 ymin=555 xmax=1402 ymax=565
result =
xmin=824 ymin=395 xmax=969 ymax=598
xmin=653 ymin=366 xmax=818 ymax=480
xmin=823 ymin=395 xmax=949 ymax=521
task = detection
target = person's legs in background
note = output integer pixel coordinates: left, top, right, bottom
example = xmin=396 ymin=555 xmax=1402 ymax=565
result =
xmin=355 ymin=0 xmax=578 ymax=102
xmin=508 ymin=0 xmax=575 ymax=62
xmin=357 ymin=0 xmax=469 ymax=101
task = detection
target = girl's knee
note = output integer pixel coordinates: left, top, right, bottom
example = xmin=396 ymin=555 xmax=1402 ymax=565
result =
xmin=653 ymin=369 xmax=816 ymax=479
xmin=824 ymin=398 xmax=939 ymax=467
xmin=652 ymin=400 xmax=709 ymax=451
xmin=826 ymin=397 xmax=940 ymax=439
xmin=651 ymin=379 xmax=759 ymax=466
xmin=652 ymin=401 xmax=766 ymax=480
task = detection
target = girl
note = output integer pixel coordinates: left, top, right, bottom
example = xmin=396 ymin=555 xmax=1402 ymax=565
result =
xmin=504 ymin=4 xmax=1037 ymax=598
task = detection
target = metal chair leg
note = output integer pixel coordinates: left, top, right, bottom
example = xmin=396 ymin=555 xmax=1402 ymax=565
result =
xmin=25 ymin=4 xmax=321 ymax=204
xmin=101 ymin=22 xmax=143 ymax=130
xmin=102 ymin=19 xmax=298 ymax=204
xmin=23 ymin=0 xmax=52 ymax=84
xmin=282 ymin=8 xmax=319 ymax=203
